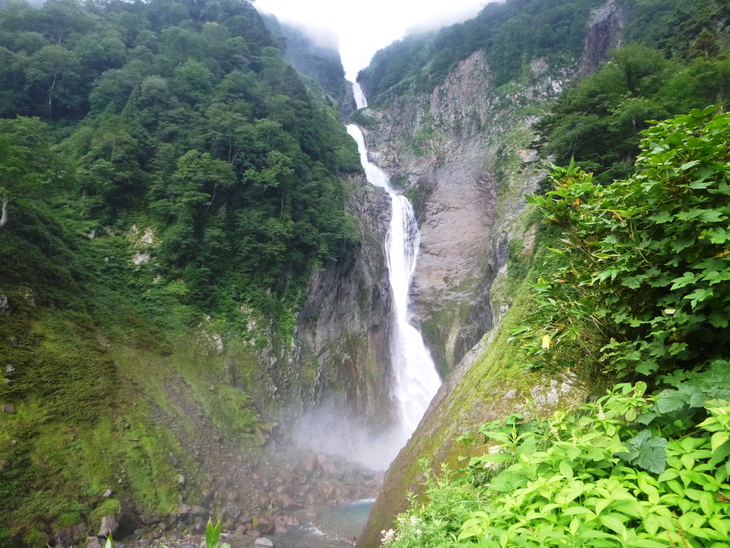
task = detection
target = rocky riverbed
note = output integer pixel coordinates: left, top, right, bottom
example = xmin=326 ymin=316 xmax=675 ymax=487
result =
xmin=82 ymin=451 xmax=383 ymax=548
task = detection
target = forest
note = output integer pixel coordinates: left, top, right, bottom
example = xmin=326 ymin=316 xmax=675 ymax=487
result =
xmin=3 ymin=0 xmax=730 ymax=545
xmin=0 ymin=0 xmax=360 ymax=544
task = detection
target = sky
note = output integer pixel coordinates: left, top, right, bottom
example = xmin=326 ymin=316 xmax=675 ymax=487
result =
xmin=254 ymin=0 xmax=489 ymax=81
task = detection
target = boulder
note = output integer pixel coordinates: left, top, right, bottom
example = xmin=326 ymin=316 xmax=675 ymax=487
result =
xmin=256 ymin=517 xmax=275 ymax=535
xmin=276 ymin=493 xmax=301 ymax=510
xmin=189 ymin=506 xmax=209 ymax=518
xmin=97 ymin=515 xmax=118 ymax=537
xmin=225 ymin=504 xmax=242 ymax=521
xmin=86 ymin=537 xmax=103 ymax=548
xmin=302 ymin=455 xmax=318 ymax=474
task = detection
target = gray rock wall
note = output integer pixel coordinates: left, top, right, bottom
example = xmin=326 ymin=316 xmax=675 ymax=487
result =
xmin=357 ymin=49 xmax=566 ymax=375
xmin=288 ymin=173 xmax=396 ymax=434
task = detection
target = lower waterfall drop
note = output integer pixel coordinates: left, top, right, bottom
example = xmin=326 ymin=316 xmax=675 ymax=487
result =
xmin=347 ymin=83 xmax=441 ymax=442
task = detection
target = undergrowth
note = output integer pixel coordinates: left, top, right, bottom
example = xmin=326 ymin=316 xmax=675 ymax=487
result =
xmin=380 ymin=109 xmax=730 ymax=548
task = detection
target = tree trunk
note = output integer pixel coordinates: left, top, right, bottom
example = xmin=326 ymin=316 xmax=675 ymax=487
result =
xmin=1 ymin=198 xmax=8 ymax=228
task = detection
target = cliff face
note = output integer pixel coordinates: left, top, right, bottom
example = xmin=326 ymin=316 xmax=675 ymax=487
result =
xmin=356 ymin=1 xmax=628 ymax=545
xmin=358 ymin=49 xmax=567 ymax=375
xmin=292 ymin=175 xmax=394 ymax=428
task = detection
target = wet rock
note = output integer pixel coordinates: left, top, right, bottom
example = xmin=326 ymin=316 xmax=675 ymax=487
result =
xmin=189 ymin=506 xmax=209 ymax=518
xmin=302 ymin=455 xmax=318 ymax=474
xmin=98 ymin=515 xmax=119 ymax=537
xmin=276 ymin=493 xmax=301 ymax=510
xmin=254 ymin=538 xmax=274 ymax=547
xmin=256 ymin=517 xmax=275 ymax=535
xmin=225 ymin=504 xmax=242 ymax=521
xmin=138 ymin=513 xmax=161 ymax=527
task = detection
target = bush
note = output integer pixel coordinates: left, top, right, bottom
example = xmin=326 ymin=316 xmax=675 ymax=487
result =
xmin=517 ymin=107 xmax=730 ymax=381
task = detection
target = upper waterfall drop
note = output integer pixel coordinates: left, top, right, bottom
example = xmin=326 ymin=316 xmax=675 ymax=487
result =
xmin=353 ymin=82 xmax=368 ymax=110
xmin=347 ymin=83 xmax=441 ymax=439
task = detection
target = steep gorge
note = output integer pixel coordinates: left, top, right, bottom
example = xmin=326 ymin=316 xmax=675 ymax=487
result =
xmin=350 ymin=2 xmax=628 ymax=544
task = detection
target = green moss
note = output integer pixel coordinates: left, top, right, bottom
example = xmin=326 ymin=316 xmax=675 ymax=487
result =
xmin=90 ymin=499 xmax=121 ymax=532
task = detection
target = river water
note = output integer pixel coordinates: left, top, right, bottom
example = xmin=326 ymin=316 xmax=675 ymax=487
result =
xmin=220 ymin=500 xmax=374 ymax=548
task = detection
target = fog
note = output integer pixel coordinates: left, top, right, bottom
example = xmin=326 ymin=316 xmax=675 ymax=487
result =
xmin=291 ymin=398 xmax=408 ymax=471
xmin=254 ymin=0 xmax=488 ymax=80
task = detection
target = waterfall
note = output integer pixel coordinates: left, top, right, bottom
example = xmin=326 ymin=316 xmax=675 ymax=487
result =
xmin=347 ymin=83 xmax=441 ymax=440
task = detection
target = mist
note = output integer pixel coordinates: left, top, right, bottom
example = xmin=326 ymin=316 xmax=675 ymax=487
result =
xmin=290 ymin=398 xmax=407 ymax=471
xmin=254 ymin=0 xmax=489 ymax=79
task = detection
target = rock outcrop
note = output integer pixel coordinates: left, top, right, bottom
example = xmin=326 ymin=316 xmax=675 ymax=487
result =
xmin=357 ymin=49 xmax=565 ymax=375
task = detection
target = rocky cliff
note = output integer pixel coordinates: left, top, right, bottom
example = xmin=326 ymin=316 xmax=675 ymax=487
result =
xmin=356 ymin=49 xmax=567 ymax=376
xmin=355 ymin=1 xmax=627 ymax=545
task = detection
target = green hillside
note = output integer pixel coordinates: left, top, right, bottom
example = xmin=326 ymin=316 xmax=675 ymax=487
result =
xmin=0 ymin=0 xmax=359 ymax=544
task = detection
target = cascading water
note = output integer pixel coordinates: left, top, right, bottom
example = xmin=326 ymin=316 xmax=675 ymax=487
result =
xmin=347 ymin=83 xmax=441 ymax=441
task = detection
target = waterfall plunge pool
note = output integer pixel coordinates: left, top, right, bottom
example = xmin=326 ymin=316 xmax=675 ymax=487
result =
xmin=222 ymin=499 xmax=375 ymax=548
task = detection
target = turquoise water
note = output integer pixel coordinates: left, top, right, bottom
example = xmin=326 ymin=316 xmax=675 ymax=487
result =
xmin=276 ymin=499 xmax=375 ymax=548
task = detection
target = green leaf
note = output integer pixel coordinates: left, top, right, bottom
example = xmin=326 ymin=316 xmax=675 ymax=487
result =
xmin=599 ymin=514 xmax=627 ymax=536
xmin=680 ymin=160 xmax=700 ymax=171
xmin=712 ymin=432 xmax=730 ymax=453
xmin=657 ymin=390 xmax=688 ymax=413
xmin=643 ymin=514 xmax=661 ymax=536
xmin=619 ymin=430 xmax=668 ymax=474
xmin=559 ymin=460 xmax=574 ymax=479
xmin=206 ymin=519 xmax=221 ymax=548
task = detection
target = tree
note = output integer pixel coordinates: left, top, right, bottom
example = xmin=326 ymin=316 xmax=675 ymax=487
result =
xmin=25 ymin=44 xmax=80 ymax=117
xmin=0 ymin=117 xmax=67 ymax=227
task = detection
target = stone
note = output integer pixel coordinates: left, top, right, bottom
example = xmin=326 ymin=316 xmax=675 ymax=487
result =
xmin=274 ymin=525 xmax=287 ymax=535
xmin=1 ymin=403 xmax=15 ymax=414
xmin=98 ymin=515 xmax=118 ymax=537
xmin=5 ymin=365 xmax=14 ymax=373
xmin=225 ymin=504 xmax=242 ymax=520
xmin=103 ymin=489 xmax=113 ymax=498
xmin=276 ymin=493 xmax=301 ymax=510
xmin=86 ymin=537 xmax=103 ymax=548
xmin=189 ymin=506 xmax=209 ymax=518
xmin=254 ymin=538 xmax=274 ymax=547
xmin=256 ymin=517 xmax=275 ymax=535
xmin=302 ymin=455 xmax=318 ymax=473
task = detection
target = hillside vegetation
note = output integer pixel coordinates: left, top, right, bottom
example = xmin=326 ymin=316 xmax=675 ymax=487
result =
xmin=0 ymin=0 xmax=359 ymax=545
xmin=362 ymin=1 xmax=730 ymax=546
xmin=380 ymin=105 xmax=730 ymax=548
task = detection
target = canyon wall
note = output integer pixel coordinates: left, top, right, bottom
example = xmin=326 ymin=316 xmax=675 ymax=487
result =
xmin=356 ymin=1 xmax=628 ymax=544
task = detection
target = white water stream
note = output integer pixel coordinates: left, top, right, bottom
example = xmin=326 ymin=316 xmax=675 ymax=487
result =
xmin=347 ymin=83 xmax=441 ymax=440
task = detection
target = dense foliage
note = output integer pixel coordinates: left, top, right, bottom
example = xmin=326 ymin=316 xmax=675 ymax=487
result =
xmin=0 ymin=0 xmax=359 ymax=332
xmin=521 ymin=108 xmax=730 ymax=382
xmin=538 ymin=0 xmax=730 ymax=183
xmin=0 ymin=0 xmax=359 ymax=544
xmin=358 ymin=0 xmax=602 ymax=102
xmin=387 ymin=378 xmax=730 ymax=548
